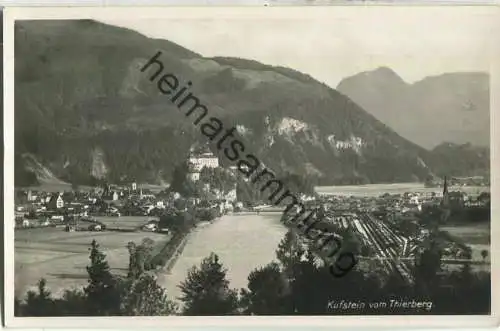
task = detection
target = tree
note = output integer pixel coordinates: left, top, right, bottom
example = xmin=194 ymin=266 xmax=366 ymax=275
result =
xmin=26 ymin=206 xmax=38 ymax=219
xmin=381 ymin=270 xmax=412 ymax=300
xmin=127 ymin=238 xmax=156 ymax=279
xmin=337 ymin=228 xmax=361 ymax=256
xmin=121 ymin=274 xmax=177 ymax=316
xmin=84 ymin=240 xmax=121 ymax=315
xmin=275 ymin=231 xmax=304 ymax=280
xmin=200 ymin=167 xmax=231 ymax=188
xmin=197 ymin=208 xmax=218 ymax=223
xmin=159 ymin=212 xmax=187 ymax=233
xmin=419 ymin=204 xmax=442 ymax=228
xmin=274 ymin=231 xmax=346 ymax=314
xmin=179 ymin=253 xmax=239 ymax=315
xmin=287 ymin=260 xmax=329 ymax=314
xmin=21 ymin=278 xmax=55 ymax=316
xmin=480 ymin=249 xmax=488 ymax=261
xmin=169 ymin=161 xmax=194 ymax=197
xmin=16 ymin=282 xmax=91 ymax=316
xmin=413 ymin=241 xmax=443 ymax=294
xmin=240 ymin=262 xmax=291 ymax=315
xmin=209 ymin=167 xmax=236 ymax=198
xmin=127 ymin=242 xmax=140 ymax=279
xmin=280 ymin=172 xmax=315 ymax=197
xmin=14 ymin=297 xmax=22 ymax=316
xmin=71 ymin=182 xmax=80 ymax=192
xmin=199 ymin=166 xmax=212 ymax=183
xmin=53 ymin=289 xmax=88 ymax=316
xmin=173 ymin=197 xmax=188 ymax=211
xmin=140 ymin=238 xmax=155 ymax=270
xmin=236 ymin=179 xmax=264 ymax=205
xmin=94 ymin=199 xmax=109 ymax=214
xmin=477 ymin=192 xmax=490 ymax=204
xmin=359 ymin=259 xmax=387 ymax=290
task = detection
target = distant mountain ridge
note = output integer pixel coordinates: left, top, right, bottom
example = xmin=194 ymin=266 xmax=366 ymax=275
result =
xmin=14 ymin=20 xmax=490 ymax=187
xmin=337 ymin=67 xmax=490 ymax=149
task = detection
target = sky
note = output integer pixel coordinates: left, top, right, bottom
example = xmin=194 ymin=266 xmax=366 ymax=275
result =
xmin=97 ymin=6 xmax=496 ymax=88
xmin=17 ymin=6 xmax=499 ymax=88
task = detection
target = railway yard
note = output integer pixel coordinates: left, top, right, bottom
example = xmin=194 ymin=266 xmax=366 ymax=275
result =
xmin=316 ymin=210 xmax=489 ymax=283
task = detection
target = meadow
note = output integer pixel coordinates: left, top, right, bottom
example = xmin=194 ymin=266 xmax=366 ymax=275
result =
xmin=440 ymin=222 xmax=490 ymax=263
xmin=441 ymin=223 xmax=490 ymax=245
xmin=15 ymin=216 xmax=169 ymax=299
xmin=94 ymin=216 xmax=159 ymax=230
xmin=22 ymin=182 xmax=168 ymax=193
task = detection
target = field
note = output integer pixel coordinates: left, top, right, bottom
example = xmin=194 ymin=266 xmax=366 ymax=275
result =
xmin=94 ymin=216 xmax=159 ymax=230
xmin=440 ymin=223 xmax=490 ymax=246
xmin=440 ymin=222 xmax=490 ymax=264
xmin=21 ymin=183 xmax=169 ymax=193
xmin=22 ymin=183 xmax=92 ymax=193
xmin=15 ymin=216 xmax=170 ymax=299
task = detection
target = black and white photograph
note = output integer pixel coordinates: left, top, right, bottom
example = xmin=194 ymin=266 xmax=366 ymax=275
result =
xmin=3 ymin=5 xmax=499 ymax=327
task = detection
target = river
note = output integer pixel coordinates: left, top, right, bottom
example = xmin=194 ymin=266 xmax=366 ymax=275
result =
xmin=157 ymin=212 xmax=287 ymax=302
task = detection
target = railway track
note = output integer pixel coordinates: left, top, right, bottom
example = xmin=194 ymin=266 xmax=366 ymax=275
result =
xmin=352 ymin=213 xmax=414 ymax=283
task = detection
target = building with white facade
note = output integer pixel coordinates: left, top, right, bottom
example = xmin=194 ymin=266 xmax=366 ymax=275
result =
xmin=188 ymin=152 xmax=219 ymax=171
xmin=188 ymin=151 xmax=219 ymax=182
xmin=56 ymin=195 xmax=64 ymax=209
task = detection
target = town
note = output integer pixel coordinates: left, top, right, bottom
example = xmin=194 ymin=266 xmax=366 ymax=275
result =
xmin=287 ymin=181 xmax=490 ymax=283
xmin=15 ymin=147 xmax=239 ymax=232
xmin=15 ymin=145 xmax=491 ymax=273
xmin=13 ymin=142 xmax=492 ymax=318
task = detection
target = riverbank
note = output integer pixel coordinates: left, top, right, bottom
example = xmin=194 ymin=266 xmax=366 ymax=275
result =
xmin=151 ymin=231 xmax=189 ymax=271
xmin=161 ymin=232 xmax=190 ymax=274
xmin=153 ymin=218 xmax=220 ymax=274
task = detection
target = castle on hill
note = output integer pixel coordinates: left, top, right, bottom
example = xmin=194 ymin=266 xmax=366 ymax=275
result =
xmin=187 ymin=144 xmax=219 ymax=181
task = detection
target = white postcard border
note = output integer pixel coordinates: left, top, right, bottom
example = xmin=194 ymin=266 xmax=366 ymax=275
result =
xmin=3 ymin=5 xmax=500 ymax=328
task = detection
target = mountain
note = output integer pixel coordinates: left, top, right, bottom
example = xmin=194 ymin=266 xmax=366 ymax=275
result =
xmin=337 ymin=67 xmax=490 ymax=149
xmin=14 ymin=20 xmax=489 ymax=187
xmin=426 ymin=142 xmax=490 ymax=180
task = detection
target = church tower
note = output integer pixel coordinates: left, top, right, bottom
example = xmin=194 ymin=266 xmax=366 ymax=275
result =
xmin=441 ymin=176 xmax=449 ymax=208
xmin=440 ymin=176 xmax=451 ymax=224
